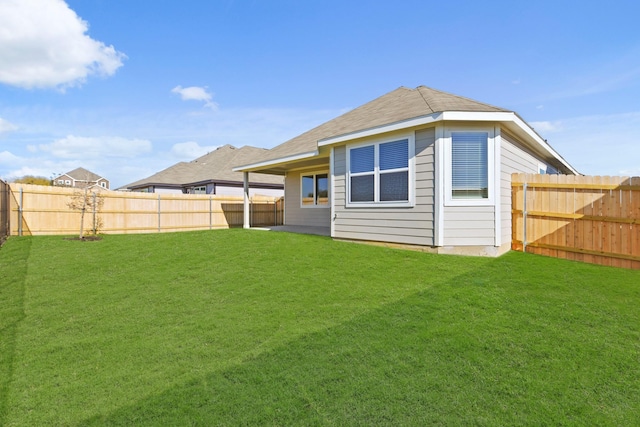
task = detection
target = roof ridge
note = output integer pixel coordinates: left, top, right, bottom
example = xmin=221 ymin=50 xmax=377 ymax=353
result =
xmin=415 ymin=85 xmax=435 ymax=111
xmin=416 ymin=85 xmax=509 ymax=112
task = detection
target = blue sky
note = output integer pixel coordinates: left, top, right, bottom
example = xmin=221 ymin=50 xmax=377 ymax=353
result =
xmin=1 ymin=0 xmax=639 ymax=189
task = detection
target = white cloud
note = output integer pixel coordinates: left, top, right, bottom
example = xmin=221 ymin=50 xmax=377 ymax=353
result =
xmin=0 ymin=118 xmax=17 ymax=135
xmin=0 ymin=0 xmax=125 ymax=89
xmin=38 ymin=135 xmax=152 ymax=159
xmin=530 ymin=120 xmax=562 ymax=133
xmin=171 ymin=85 xmax=217 ymax=109
xmin=537 ymin=112 xmax=640 ymax=176
xmin=0 ymin=106 xmax=343 ymax=188
xmin=0 ymin=150 xmax=21 ymax=165
xmin=170 ymin=141 xmax=220 ymax=160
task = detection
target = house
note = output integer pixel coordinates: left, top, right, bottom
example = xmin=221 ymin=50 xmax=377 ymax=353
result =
xmin=234 ymin=86 xmax=578 ymax=256
xmin=53 ymin=167 xmax=110 ymax=190
xmin=122 ymin=144 xmax=284 ymax=197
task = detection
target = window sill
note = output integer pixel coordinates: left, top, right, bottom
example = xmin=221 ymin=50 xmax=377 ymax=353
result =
xmin=345 ymin=201 xmax=414 ymax=209
xmin=444 ymin=198 xmax=494 ymax=207
xmin=300 ymin=204 xmax=330 ymax=209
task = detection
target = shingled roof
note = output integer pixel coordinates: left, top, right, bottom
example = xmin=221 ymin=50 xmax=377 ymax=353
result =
xmin=124 ymin=145 xmax=284 ymax=189
xmin=64 ymin=167 xmax=105 ymax=182
xmin=246 ymin=86 xmax=509 ymax=165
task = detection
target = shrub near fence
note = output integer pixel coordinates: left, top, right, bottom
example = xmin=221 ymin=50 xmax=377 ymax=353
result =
xmin=8 ymin=183 xmax=283 ymax=236
xmin=512 ymin=173 xmax=640 ymax=269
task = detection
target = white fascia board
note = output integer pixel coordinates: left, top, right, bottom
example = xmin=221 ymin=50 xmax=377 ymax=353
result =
xmin=232 ymin=150 xmax=319 ymax=173
xmin=440 ymin=111 xmax=516 ymax=122
xmin=317 ymin=111 xmax=518 ymax=146
xmin=445 ymin=111 xmax=579 ymax=174
xmin=318 ymin=113 xmax=443 ymax=146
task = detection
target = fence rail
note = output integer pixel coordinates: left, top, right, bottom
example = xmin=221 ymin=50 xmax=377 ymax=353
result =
xmin=512 ymin=173 xmax=640 ymax=269
xmin=8 ymin=184 xmax=283 ymax=236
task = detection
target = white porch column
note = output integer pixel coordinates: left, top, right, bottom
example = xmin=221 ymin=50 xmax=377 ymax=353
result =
xmin=243 ymin=172 xmax=250 ymax=229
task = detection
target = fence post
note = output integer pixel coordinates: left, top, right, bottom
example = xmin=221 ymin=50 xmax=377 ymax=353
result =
xmin=209 ymin=196 xmax=213 ymax=230
xmin=158 ymin=194 xmax=161 ymax=233
xmin=18 ymin=187 xmax=23 ymax=236
xmin=92 ymin=192 xmax=97 ymax=234
xmin=0 ymin=181 xmax=8 ymax=240
xmin=523 ymin=181 xmax=528 ymax=253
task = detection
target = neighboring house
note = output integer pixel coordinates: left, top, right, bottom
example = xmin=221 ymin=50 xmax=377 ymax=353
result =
xmin=122 ymin=144 xmax=284 ymax=197
xmin=53 ymin=167 xmax=110 ymax=190
xmin=234 ymin=86 xmax=578 ymax=256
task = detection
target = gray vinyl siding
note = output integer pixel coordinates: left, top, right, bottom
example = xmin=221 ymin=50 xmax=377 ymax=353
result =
xmin=333 ymin=128 xmax=435 ymax=246
xmin=500 ymin=130 xmax=548 ymax=245
xmin=443 ymin=205 xmax=495 ymax=246
xmin=284 ymin=170 xmax=331 ymax=227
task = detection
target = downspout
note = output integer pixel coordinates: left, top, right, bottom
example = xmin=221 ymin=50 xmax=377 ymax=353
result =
xmin=330 ymin=147 xmax=335 ymax=237
xmin=243 ymin=172 xmax=250 ymax=229
xmin=523 ymin=181 xmax=528 ymax=253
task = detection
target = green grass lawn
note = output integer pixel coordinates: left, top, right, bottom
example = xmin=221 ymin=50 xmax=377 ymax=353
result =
xmin=1 ymin=229 xmax=639 ymax=425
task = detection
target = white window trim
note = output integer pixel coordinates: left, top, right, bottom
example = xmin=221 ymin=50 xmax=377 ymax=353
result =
xmin=538 ymin=163 xmax=548 ymax=174
xmin=300 ymin=170 xmax=330 ymax=208
xmin=346 ymin=133 xmax=415 ymax=208
xmin=443 ymin=127 xmax=495 ymax=207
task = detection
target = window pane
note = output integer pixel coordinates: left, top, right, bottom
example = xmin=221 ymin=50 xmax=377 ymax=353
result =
xmin=452 ymin=132 xmax=488 ymax=199
xmin=351 ymin=175 xmax=374 ymax=202
xmin=302 ymin=175 xmax=315 ymax=205
xmin=350 ymin=145 xmax=375 ymax=173
xmin=316 ymin=173 xmax=329 ymax=205
xmin=380 ymin=139 xmax=408 ymax=170
xmin=380 ymin=171 xmax=408 ymax=201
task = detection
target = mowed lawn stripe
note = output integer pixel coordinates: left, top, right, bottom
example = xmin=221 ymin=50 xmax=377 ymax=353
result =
xmin=1 ymin=229 xmax=639 ymax=425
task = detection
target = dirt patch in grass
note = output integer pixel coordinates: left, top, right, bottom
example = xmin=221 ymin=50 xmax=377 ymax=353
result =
xmin=63 ymin=236 xmax=103 ymax=241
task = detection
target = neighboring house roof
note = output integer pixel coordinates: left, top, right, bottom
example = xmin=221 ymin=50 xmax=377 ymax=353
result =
xmin=234 ymin=85 xmax=577 ymax=175
xmin=58 ymin=167 xmax=106 ymax=182
xmin=124 ymin=144 xmax=284 ymax=190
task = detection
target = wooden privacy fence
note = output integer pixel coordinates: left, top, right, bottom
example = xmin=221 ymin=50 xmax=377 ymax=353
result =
xmin=8 ymin=183 xmax=283 ymax=236
xmin=512 ymin=173 xmax=640 ymax=269
xmin=0 ymin=179 xmax=9 ymax=243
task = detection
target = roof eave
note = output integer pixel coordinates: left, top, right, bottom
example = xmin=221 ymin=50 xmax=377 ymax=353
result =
xmin=127 ymin=182 xmax=183 ymax=190
xmin=317 ymin=111 xmax=517 ymax=147
xmin=508 ymin=113 xmax=580 ymax=175
xmin=318 ymin=110 xmax=578 ymax=175
xmin=234 ymin=110 xmax=578 ymax=176
xmin=232 ymin=150 xmax=319 ymax=174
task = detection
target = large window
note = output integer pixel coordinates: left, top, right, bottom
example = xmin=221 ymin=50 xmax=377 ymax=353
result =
xmin=301 ymin=172 xmax=329 ymax=207
xmin=444 ymin=129 xmax=495 ymax=206
xmin=451 ymin=132 xmax=488 ymax=199
xmin=347 ymin=137 xmax=412 ymax=206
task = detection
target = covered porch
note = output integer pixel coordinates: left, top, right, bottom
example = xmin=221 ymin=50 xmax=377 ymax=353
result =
xmin=239 ymin=150 xmax=332 ymax=231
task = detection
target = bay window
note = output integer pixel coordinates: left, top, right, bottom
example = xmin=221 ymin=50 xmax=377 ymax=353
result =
xmin=445 ymin=129 xmax=494 ymax=205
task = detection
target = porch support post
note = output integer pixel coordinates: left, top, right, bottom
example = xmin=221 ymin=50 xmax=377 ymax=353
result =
xmin=243 ymin=172 xmax=250 ymax=229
